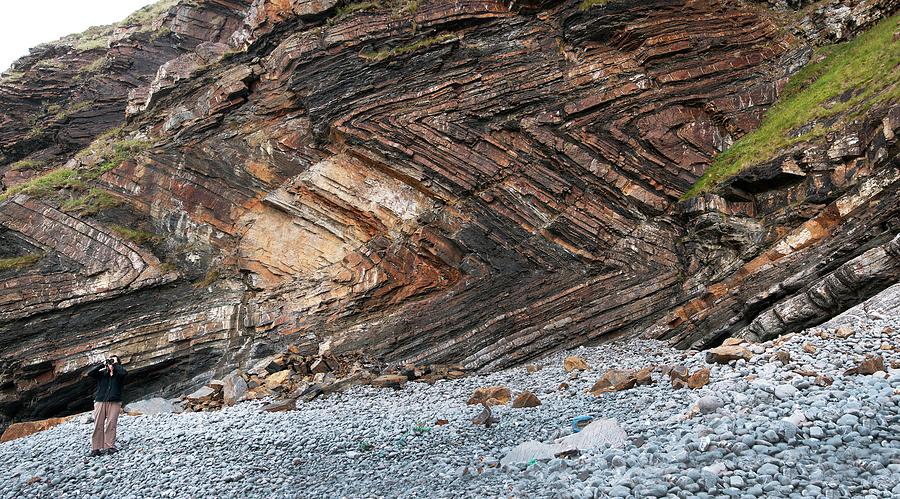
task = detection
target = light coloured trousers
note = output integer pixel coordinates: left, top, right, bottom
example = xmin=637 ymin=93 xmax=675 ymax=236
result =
xmin=91 ymin=401 xmax=121 ymax=451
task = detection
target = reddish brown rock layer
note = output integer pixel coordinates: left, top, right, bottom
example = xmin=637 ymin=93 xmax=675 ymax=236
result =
xmin=0 ymin=0 xmax=897 ymax=428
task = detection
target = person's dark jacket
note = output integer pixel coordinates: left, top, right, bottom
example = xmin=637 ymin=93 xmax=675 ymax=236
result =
xmin=88 ymin=363 xmax=127 ymax=402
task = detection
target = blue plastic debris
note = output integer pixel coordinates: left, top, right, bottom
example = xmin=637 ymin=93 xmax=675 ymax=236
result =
xmin=571 ymin=415 xmax=593 ymax=433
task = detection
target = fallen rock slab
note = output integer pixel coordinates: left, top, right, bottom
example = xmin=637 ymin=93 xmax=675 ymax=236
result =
xmin=371 ymin=374 xmax=408 ymax=390
xmin=590 ymin=369 xmax=637 ymax=395
xmin=261 ymin=399 xmax=296 ymax=413
xmin=471 ymin=404 xmax=498 ymax=427
xmin=557 ymin=419 xmax=627 ymax=451
xmin=500 ymin=440 xmax=560 ymax=466
xmin=835 ymin=326 xmax=855 ymax=338
xmin=563 ymin=356 xmax=589 ymax=372
xmin=633 ymin=366 xmax=654 ymax=386
xmin=1 ymin=416 xmax=73 ymax=442
xmin=223 ymin=373 xmax=248 ymax=406
xmin=682 ymin=368 xmax=710 ymax=389
xmin=185 ymin=386 xmax=216 ymax=401
xmin=844 ymin=354 xmax=885 ymax=375
xmin=124 ymin=397 xmax=180 ymax=416
xmin=467 ymin=386 xmax=511 ymax=406
xmin=706 ymin=345 xmax=752 ymax=364
xmin=511 ymin=390 xmax=541 ymax=408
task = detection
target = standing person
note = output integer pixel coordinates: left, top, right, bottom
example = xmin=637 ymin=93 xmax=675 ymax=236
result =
xmin=86 ymin=355 xmax=127 ymax=457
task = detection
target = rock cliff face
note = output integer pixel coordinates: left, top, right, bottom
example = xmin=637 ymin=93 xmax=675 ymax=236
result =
xmin=0 ymin=0 xmax=897 ymax=426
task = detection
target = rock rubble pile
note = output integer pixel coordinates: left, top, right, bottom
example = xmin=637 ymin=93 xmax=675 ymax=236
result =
xmin=1 ymin=286 xmax=898 ymax=498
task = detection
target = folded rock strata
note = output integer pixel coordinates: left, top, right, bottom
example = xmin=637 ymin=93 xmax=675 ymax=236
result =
xmin=0 ymin=0 xmax=897 ymax=427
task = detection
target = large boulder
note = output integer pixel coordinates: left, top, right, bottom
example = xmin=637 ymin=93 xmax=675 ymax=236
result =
xmin=265 ymin=369 xmax=293 ymax=389
xmin=500 ymin=440 xmax=559 ymax=465
xmin=558 ymin=419 xmax=627 ymax=451
xmin=844 ymin=354 xmax=885 ymax=375
xmin=223 ymin=372 xmax=248 ymax=406
xmin=124 ymin=397 xmax=180 ymax=416
xmin=185 ymin=386 xmax=216 ymax=401
xmin=706 ymin=345 xmax=753 ymax=364
xmin=590 ymin=369 xmax=638 ymax=395
xmin=511 ymin=390 xmax=541 ymax=408
xmin=500 ymin=419 xmax=626 ymax=465
xmin=563 ymin=356 xmax=589 ymax=372
xmin=371 ymin=374 xmax=408 ymax=390
xmin=671 ymin=367 xmax=710 ymax=390
xmin=467 ymin=386 xmax=511 ymax=406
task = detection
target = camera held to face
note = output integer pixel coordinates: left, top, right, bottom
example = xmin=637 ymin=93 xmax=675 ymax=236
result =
xmin=105 ymin=356 xmax=119 ymax=366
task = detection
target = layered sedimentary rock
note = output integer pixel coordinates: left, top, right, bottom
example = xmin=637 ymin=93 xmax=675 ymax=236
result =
xmin=0 ymin=0 xmax=897 ymax=427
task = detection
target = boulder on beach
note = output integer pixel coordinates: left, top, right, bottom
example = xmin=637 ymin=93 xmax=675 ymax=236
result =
xmin=563 ymin=356 xmax=589 ymax=372
xmin=125 ymin=397 xmax=180 ymax=416
xmin=467 ymin=386 xmax=511 ymax=406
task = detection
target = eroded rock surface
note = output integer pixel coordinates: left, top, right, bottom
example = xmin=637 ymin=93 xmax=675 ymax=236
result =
xmin=0 ymin=0 xmax=897 ymax=427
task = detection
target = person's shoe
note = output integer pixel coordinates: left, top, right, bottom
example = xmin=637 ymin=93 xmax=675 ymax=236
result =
xmin=89 ymin=450 xmax=102 ymax=457
xmin=105 ymin=447 xmax=118 ymax=455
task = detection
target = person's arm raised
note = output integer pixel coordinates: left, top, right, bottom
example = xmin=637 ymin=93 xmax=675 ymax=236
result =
xmin=87 ymin=364 xmax=105 ymax=379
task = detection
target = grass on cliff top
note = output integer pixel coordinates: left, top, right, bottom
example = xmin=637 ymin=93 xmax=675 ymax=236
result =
xmin=36 ymin=0 xmax=176 ymax=53
xmin=0 ymin=253 xmax=42 ymax=271
xmin=683 ymin=13 xmax=900 ymax=199
xmin=122 ymin=0 xmax=178 ymax=27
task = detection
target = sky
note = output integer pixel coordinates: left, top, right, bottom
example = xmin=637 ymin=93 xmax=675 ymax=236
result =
xmin=0 ymin=0 xmax=157 ymax=72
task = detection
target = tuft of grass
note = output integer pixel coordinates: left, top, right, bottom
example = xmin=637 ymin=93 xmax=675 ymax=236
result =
xmin=109 ymin=225 xmax=164 ymax=245
xmin=0 ymin=253 xmax=44 ymax=270
xmin=60 ymin=188 xmax=120 ymax=216
xmin=335 ymin=1 xmax=381 ymax=17
xmin=684 ymin=13 xmax=900 ymax=198
xmin=34 ymin=59 xmax=66 ymax=70
xmin=94 ymin=140 xmax=149 ymax=176
xmin=0 ymin=168 xmax=84 ymax=202
xmin=52 ymin=101 xmax=93 ymax=121
xmin=95 ymin=126 xmax=126 ymax=142
xmin=79 ymin=57 xmax=108 ymax=76
xmin=150 ymin=26 xmax=172 ymax=42
xmin=360 ymin=34 xmax=456 ymax=61
xmin=71 ymin=25 xmax=116 ymax=52
xmin=25 ymin=100 xmax=94 ymax=138
xmin=77 ymin=137 xmax=149 ymax=178
xmin=0 ymin=253 xmax=42 ymax=271
xmin=194 ymin=269 xmax=221 ymax=288
xmin=9 ymin=159 xmax=44 ymax=171
xmin=579 ymin=0 xmax=611 ymax=9
xmin=0 ymin=137 xmax=148 ymax=203
xmin=399 ymin=0 xmax=420 ymax=14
